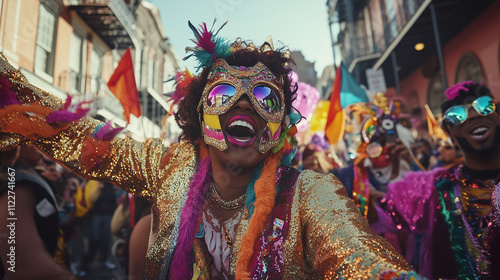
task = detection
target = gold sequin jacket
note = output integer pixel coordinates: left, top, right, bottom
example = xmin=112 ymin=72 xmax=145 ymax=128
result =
xmin=0 ymin=54 xmax=412 ymax=279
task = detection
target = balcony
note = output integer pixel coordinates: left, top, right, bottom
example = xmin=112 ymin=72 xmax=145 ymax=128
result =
xmin=328 ymin=0 xmax=368 ymax=23
xmin=65 ymin=0 xmax=137 ymax=49
xmin=332 ymin=0 xmax=496 ymax=87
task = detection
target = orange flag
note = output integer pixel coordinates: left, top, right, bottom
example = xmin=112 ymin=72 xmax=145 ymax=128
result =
xmin=325 ymin=66 xmax=345 ymax=144
xmin=107 ymin=48 xmax=141 ymax=123
xmin=425 ymin=104 xmax=448 ymax=143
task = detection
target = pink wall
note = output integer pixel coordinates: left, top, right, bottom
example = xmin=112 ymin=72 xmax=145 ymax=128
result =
xmin=398 ymin=0 xmax=500 ymax=109
xmin=442 ymin=0 xmax=500 ymax=98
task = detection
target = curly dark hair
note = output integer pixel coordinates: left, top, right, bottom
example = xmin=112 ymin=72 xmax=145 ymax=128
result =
xmin=176 ymin=41 xmax=297 ymax=143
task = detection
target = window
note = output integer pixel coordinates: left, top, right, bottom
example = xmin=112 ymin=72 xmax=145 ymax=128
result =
xmin=90 ymin=46 xmax=105 ymax=95
xmin=34 ymin=3 xmax=58 ymax=80
xmin=455 ymin=52 xmax=485 ymax=84
xmin=69 ymin=32 xmax=84 ymax=93
xmin=383 ymin=0 xmax=398 ymax=41
xmin=148 ymin=57 xmax=155 ymax=90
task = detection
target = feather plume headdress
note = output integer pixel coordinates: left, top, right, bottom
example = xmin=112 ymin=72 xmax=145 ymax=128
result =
xmin=184 ymin=20 xmax=233 ymax=71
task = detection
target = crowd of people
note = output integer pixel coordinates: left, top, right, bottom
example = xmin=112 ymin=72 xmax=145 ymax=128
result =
xmin=0 ymin=143 xmax=148 ymax=278
xmin=291 ymin=81 xmax=499 ymax=279
xmin=0 ymin=21 xmax=499 ymax=280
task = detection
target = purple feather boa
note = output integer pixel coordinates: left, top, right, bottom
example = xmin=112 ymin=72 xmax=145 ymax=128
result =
xmin=169 ymin=155 xmax=212 ymax=279
xmin=94 ymin=121 xmax=124 ymax=141
xmin=0 ymin=76 xmax=21 ymax=108
xmin=45 ymin=109 xmax=90 ymax=124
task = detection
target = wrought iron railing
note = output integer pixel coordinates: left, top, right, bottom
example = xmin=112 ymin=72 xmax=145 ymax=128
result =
xmin=337 ymin=0 xmax=426 ymax=68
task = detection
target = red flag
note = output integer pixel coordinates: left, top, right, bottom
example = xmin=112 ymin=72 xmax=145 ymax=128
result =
xmin=325 ymin=66 xmax=346 ymax=144
xmin=107 ymin=49 xmax=141 ymax=123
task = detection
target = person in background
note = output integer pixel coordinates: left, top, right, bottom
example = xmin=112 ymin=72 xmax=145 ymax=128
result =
xmin=0 ymin=145 xmax=76 ymax=279
xmin=430 ymin=142 xmax=463 ymax=170
xmin=128 ymin=213 xmax=152 ymax=280
xmin=379 ymin=81 xmax=500 ymax=279
xmin=300 ymin=143 xmax=334 ymax=174
xmin=79 ymin=182 xmax=118 ymax=275
xmin=39 ymin=157 xmax=61 ymax=189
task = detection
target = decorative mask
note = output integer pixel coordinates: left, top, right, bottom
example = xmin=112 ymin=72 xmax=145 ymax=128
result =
xmin=200 ymin=59 xmax=284 ymax=153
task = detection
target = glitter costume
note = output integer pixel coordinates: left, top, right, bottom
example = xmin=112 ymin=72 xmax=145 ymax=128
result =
xmin=380 ymin=164 xmax=499 ymax=279
xmin=0 ymin=22 xmax=417 ymax=279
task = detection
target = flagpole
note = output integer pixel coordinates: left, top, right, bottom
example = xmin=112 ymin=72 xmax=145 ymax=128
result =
xmin=328 ymin=18 xmax=338 ymax=72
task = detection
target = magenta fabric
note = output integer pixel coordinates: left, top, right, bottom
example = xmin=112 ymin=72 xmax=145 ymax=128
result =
xmin=379 ymin=168 xmax=445 ymax=278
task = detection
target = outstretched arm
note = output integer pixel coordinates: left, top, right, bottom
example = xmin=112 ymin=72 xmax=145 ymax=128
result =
xmin=0 ymin=53 xmax=168 ymax=199
xmin=298 ymin=171 xmax=417 ymax=279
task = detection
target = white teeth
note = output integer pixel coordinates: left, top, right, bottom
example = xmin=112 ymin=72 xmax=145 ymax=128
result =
xmin=471 ymin=127 xmax=488 ymax=135
xmin=228 ymin=120 xmax=255 ymax=133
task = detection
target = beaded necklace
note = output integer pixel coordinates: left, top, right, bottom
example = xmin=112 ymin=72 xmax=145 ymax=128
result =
xmin=436 ymin=174 xmax=477 ymax=279
xmin=202 ymin=195 xmax=245 ymax=278
xmin=210 ymin=182 xmax=247 ymax=210
xmin=454 ymin=165 xmax=493 ymax=277
xmin=436 ymin=165 xmax=494 ymax=279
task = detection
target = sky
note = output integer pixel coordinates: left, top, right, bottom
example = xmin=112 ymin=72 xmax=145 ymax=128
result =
xmin=148 ymin=0 xmax=335 ymax=77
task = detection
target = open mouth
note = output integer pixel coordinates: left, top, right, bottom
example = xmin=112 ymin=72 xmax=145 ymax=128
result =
xmin=468 ymin=124 xmax=490 ymax=141
xmin=224 ymin=115 xmax=257 ymax=147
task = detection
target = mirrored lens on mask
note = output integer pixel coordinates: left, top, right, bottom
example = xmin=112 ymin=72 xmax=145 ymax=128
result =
xmin=253 ymin=86 xmax=281 ymax=113
xmin=207 ymin=84 xmax=236 ymax=107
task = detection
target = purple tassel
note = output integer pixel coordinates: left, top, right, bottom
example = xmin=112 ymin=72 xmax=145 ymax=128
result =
xmin=170 ymin=156 xmax=212 ymax=279
xmin=0 ymin=76 xmax=21 ymax=108
xmin=94 ymin=121 xmax=124 ymax=141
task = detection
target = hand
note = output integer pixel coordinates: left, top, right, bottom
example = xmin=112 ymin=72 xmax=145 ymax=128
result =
xmin=386 ymin=139 xmax=411 ymax=180
xmin=386 ymin=139 xmax=411 ymax=164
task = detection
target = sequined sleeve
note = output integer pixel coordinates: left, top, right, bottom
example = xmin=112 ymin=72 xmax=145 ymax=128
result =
xmin=297 ymin=170 xmax=413 ymax=279
xmin=0 ymin=53 xmax=169 ymax=199
xmin=35 ymin=121 xmax=168 ymax=199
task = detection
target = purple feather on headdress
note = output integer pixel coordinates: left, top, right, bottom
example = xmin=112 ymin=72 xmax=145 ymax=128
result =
xmin=0 ymin=76 xmax=21 ymax=108
xmin=189 ymin=22 xmax=217 ymax=59
xmin=184 ymin=20 xmax=232 ymax=70
xmin=93 ymin=121 xmax=124 ymax=141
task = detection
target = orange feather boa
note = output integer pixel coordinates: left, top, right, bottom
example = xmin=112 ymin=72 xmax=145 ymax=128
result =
xmin=0 ymin=103 xmax=67 ymax=139
xmin=235 ymin=150 xmax=283 ymax=279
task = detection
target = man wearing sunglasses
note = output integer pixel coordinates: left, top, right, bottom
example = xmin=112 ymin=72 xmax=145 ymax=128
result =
xmin=379 ymin=81 xmax=500 ymax=279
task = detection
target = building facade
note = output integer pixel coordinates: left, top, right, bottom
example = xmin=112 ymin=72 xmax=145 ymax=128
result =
xmin=291 ymin=50 xmax=318 ymax=88
xmin=327 ymin=0 xmax=500 ymax=118
xmin=0 ymin=0 xmax=181 ymax=141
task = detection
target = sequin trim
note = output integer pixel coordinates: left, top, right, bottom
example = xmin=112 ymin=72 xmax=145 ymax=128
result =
xmin=249 ymin=166 xmax=299 ymax=279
